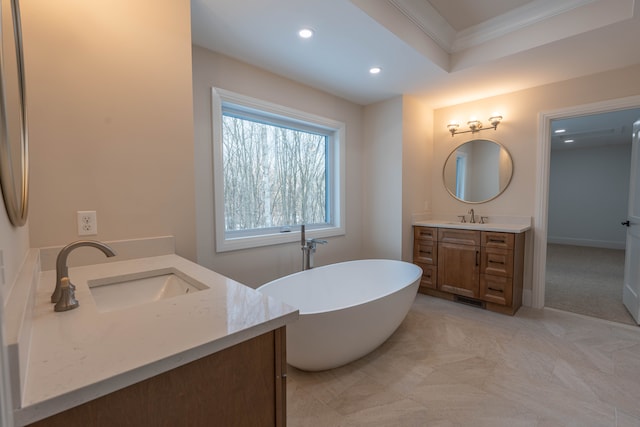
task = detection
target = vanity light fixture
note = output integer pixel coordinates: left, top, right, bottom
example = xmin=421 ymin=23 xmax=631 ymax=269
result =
xmin=448 ymin=114 xmax=503 ymax=137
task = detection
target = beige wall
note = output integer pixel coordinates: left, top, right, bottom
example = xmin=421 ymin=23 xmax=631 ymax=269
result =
xmin=192 ymin=46 xmax=365 ymax=287
xmin=2 ymin=2 xmax=194 ymax=414
xmin=22 ymin=0 xmax=196 ymax=260
xmin=0 ymin=204 xmax=29 ymax=303
xmin=401 ymin=96 xmax=433 ymax=261
xmin=13 ymin=0 xmax=640 ymax=306
xmin=362 ymin=97 xmax=403 ymax=259
xmin=430 ymin=63 xmax=640 ymax=296
xmin=361 ymin=95 xmax=433 ymax=262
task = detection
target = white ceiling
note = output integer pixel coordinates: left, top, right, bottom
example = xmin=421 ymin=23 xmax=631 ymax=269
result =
xmin=191 ymin=0 xmax=640 ymax=108
xmin=550 ymin=108 xmax=640 ymax=150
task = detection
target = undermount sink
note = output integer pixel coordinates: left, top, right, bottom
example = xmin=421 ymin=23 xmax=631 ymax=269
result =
xmin=88 ymin=268 xmax=209 ymax=312
xmin=433 ymin=220 xmax=490 ymax=227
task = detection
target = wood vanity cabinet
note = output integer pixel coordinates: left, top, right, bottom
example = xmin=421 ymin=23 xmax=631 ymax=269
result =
xmin=27 ymin=328 xmax=288 ymax=427
xmin=413 ymin=226 xmax=525 ymax=315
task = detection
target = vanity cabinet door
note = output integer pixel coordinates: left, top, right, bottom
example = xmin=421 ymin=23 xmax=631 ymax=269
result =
xmin=27 ymin=328 xmax=287 ymax=427
xmin=437 ymin=241 xmax=480 ymax=298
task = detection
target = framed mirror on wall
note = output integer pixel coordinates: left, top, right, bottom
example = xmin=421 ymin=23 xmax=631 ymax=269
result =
xmin=0 ymin=0 xmax=29 ymax=226
xmin=443 ymin=139 xmax=513 ymax=204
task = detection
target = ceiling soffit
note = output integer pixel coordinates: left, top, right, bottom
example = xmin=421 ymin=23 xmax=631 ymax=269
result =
xmin=369 ymin=0 xmax=635 ymax=71
xmin=427 ymin=0 xmax=532 ymax=31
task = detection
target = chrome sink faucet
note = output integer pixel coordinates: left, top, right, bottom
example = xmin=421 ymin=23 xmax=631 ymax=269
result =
xmin=300 ymin=225 xmax=327 ymax=270
xmin=468 ymin=209 xmax=476 ymax=223
xmin=51 ymin=240 xmax=116 ymax=311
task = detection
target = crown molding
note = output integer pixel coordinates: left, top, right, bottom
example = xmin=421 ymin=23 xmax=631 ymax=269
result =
xmin=387 ymin=0 xmax=456 ymax=53
xmin=388 ymin=0 xmax=630 ymax=55
xmin=453 ymin=0 xmax=596 ymax=52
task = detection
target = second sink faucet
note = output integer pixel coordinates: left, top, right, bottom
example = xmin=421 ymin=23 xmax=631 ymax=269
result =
xmin=468 ymin=209 xmax=476 ymax=223
xmin=51 ymin=240 xmax=117 ymax=311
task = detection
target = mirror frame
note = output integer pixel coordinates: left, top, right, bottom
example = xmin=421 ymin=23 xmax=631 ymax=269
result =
xmin=0 ymin=0 xmax=28 ymax=226
xmin=442 ymin=138 xmax=513 ymax=204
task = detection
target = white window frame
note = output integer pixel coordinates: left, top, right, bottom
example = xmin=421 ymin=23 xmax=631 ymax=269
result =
xmin=211 ymin=88 xmax=346 ymax=252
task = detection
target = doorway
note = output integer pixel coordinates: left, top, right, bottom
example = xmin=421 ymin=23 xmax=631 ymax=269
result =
xmin=544 ymin=109 xmax=638 ymax=325
xmin=532 ymin=95 xmax=640 ymax=325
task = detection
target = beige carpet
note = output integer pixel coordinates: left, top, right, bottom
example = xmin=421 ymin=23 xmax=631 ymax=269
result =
xmin=545 ymin=243 xmax=637 ymax=326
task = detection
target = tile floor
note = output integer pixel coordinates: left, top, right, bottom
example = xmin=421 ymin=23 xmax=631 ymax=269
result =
xmin=287 ymin=295 xmax=640 ymax=426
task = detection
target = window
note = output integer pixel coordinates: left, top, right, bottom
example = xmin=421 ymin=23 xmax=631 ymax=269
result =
xmin=211 ymin=88 xmax=345 ymax=252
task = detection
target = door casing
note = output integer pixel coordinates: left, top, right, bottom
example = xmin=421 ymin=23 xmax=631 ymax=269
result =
xmin=532 ymin=95 xmax=640 ymax=309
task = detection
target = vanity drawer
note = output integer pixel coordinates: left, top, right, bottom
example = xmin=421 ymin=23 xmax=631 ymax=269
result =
xmin=414 ymin=226 xmax=437 ymax=242
xmin=480 ymin=274 xmax=512 ymax=306
xmin=414 ymin=240 xmax=437 ymax=264
xmin=438 ymin=228 xmax=480 ymax=246
xmin=481 ymin=247 xmax=513 ymax=277
xmin=482 ymin=232 xmax=514 ymax=249
xmin=415 ymin=262 xmax=437 ymax=290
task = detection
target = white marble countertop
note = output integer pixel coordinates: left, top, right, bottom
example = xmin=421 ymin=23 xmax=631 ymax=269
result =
xmin=14 ymin=254 xmax=298 ymax=426
xmin=413 ymin=219 xmax=531 ymax=233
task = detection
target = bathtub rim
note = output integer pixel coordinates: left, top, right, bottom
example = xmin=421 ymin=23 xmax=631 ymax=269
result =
xmin=257 ymin=259 xmax=422 ymax=316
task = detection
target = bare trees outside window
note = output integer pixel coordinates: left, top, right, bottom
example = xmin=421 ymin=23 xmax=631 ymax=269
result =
xmin=222 ymin=114 xmax=329 ymax=233
xmin=210 ymin=88 xmax=345 ymax=252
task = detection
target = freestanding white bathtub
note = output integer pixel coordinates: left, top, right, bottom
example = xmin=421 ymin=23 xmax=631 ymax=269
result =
xmin=257 ymin=259 xmax=422 ymax=371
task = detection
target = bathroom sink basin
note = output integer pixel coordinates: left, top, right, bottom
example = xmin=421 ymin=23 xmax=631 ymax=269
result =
xmin=88 ymin=268 xmax=209 ymax=312
xmin=442 ymin=222 xmax=494 ymax=230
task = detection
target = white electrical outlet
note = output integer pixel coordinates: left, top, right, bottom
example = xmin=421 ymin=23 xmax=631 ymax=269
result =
xmin=77 ymin=211 xmax=98 ymax=236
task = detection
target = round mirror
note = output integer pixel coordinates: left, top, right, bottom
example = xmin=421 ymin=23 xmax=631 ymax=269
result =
xmin=443 ymin=139 xmax=513 ymax=204
xmin=0 ymin=0 xmax=29 ymax=226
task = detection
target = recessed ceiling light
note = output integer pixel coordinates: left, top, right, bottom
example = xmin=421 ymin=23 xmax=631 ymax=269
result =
xmin=555 ymin=129 xmax=566 ymax=133
xmin=298 ymin=28 xmax=314 ymax=39
xmin=564 ymin=139 xmax=574 ymax=143
xmin=369 ymin=67 xmax=381 ymax=75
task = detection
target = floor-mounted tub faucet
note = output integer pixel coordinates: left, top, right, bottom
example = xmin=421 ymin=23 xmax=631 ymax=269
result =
xmin=300 ymin=225 xmax=327 ymax=270
xmin=52 ymin=240 xmax=117 ymax=311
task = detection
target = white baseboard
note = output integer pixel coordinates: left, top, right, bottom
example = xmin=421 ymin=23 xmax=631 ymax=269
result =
xmin=547 ymin=236 xmax=625 ymax=250
xmin=522 ymin=289 xmax=532 ymax=308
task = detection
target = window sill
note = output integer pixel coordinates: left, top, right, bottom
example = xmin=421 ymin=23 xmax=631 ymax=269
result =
xmin=215 ymin=225 xmax=344 ymax=253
